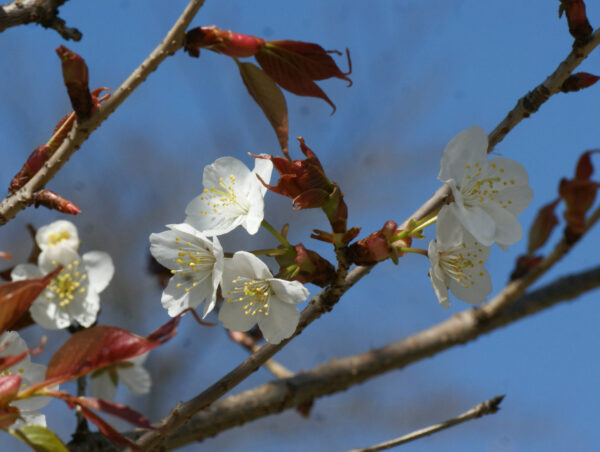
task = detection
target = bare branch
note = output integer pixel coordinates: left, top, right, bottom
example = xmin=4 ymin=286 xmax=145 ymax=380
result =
xmin=161 ymin=263 xmax=600 ymax=448
xmin=348 ymin=395 xmax=505 ymax=452
xmin=0 ymin=0 xmax=206 ymax=226
xmin=0 ymin=0 xmax=81 ymax=40
xmin=403 ymin=27 xmax=600 ymax=228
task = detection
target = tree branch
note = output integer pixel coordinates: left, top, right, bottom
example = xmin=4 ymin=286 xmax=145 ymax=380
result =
xmin=0 ymin=0 xmax=81 ymax=40
xmin=348 ymin=395 xmax=505 ymax=452
xmin=0 ymin=0 xmax=206 ymax=226
xmin=160 ymin=263 xmax=600 ymax=448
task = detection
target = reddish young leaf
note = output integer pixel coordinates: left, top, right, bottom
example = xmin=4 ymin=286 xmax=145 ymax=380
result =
xmin=8 ymin=145 xmax=52 ymax=194
xmin=184 ymin=26 xmax=265 ymax=58
xmin=56 ymin=46 xmax=93 ymax=119
xmin=561 ymin=72 xmax=600 ymax=93
xmin=0 ymin=375 xmax=21 ymax=407
xmin=45 ymin=315 xmax=182 ymax=385
xmin=0 ymin=268 xmax=61 ymax=334
xmin=237 ymin=61 xmax=289 ymax=156
xmin=559 ymin=150 xmax=600 ymax=240
xmin=527 ymin=198 xmax=560 ymax=255
xmin=33 ymin=190 xmax=81 ymax=215
xmin=0 ymin=252 xmax=10 ymax=261
xmin=559 ymin=0 xmax=593 ymax=43
xmin=255 ymin=40 xmax=352 ymax=112
xmin=273 ymin=243 xmax=336 ymax=287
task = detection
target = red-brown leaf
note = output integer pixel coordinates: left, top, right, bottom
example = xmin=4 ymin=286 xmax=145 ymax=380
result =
xmin=255 ymin=40 xmax=352 ymax=112
xmin=561 ymin=72 xmax=600 ymax=93
xmin=527 ymin=199 xmax=560 ymax=255
xmin=33 ymin=190 xmax=81 ymax=215
xmin=46 ymin=316 xmax=182 ymax=384
xmin=237 ymin=61 xmax=289 ymax=155
xmin=0 ymin=268 xmax=61 ymax=334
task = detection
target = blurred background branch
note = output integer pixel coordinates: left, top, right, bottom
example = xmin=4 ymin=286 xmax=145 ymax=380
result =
xmin=0 ymin=0 xmax=81 ymax=40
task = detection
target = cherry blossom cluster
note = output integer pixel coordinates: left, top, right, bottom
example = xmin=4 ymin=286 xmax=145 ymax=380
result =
xmin=9 ymin=220 xmax=149 ymax=404
xmin=150 ymin=156 xmax=310 ymax=344
xmin=428 ymin=127 xmax=533 ymax=307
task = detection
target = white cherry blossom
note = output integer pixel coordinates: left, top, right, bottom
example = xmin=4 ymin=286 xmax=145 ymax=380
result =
xmin=219 ymin=251 xmax=309 ymax=344
xmin=150 ymin=223 xmax=224 ymax=318
xmin=428 ymin=208 xmax=492 ymax=308
xmin=0 ymin=331 xmax=52 ymax=428
xmin=185 ymin=156 xmax=273 ymax=236
xmin=439 ymin=126 xmax=533 ymax=247
xmin=11 ymin=248 xmax=114 ymax=330
xmin=35 ymin=220 xmax=79 ymax=254
xmin=88 ymin=353 xmax=151 ymax=401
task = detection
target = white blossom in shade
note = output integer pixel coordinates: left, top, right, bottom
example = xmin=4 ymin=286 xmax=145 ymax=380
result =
xmin=428 ymin=208 xmax=492 ymax=308
xmin=149 ymin=223 xmax=224 ymax=318
xmin=11 ymin=248 xmax=114 ymax=330
xmin=35 ymin=220 xmax=79 ymax=253
xmin=0 ymin=331 xmax=53 ymax=428
xmin=438 ymin=126 xmax=533 ymax=247
xmin=184 ymin=156 xmax=273 ymax=236
xmin=88 ymin=353 xmax=151 ymax=401
xmin=219 ymin=251 xmax=309 ymax=344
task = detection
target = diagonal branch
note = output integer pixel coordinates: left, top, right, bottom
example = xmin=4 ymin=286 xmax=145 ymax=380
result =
xmin=0 ymin=0 xmax=206 ymax=226
xmin=348 ymin=395 xmax=505 ymax=452
xmin=160 ymin=263 xmax=600 ymax=448
xmin=0 ymin=0 xmax=81 ymax=40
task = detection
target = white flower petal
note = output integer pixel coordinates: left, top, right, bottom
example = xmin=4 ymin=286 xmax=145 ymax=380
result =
xmin=227 ymin=251 xmax=272 ymax=281
xmin=448 ymin=266 xmax=492 ymax=304
xmin=252 ymin=155 xmax=274 ymax=196
xmin=428 ymin=240 xmax=451 ymax=308
xmin=11 ymin=264 xmax=42 ymax=281
xmin=218 ymin=298 xmax=257 ymax=332
xmin=492 ymin=185 xmax=534 ymax=217
xmin=205 ymin=157 xmax=254 ymax=191
xmin=118 ymin=364 xmax=151 ymax=396
xmin=35 ymin=220 xmax=79 ymax=252
xmin=30 ymin=298 xmax=71 ymax=330
xmin=88 ymin=370 xmax=117 ymax=401
xmin=257 ymin=297 xmax=300 ymax=344
xmin=438 ymin=126 xmax=488 ymax=182
xmin=448 ymin=203 xmax=496 ymax=246
xmin=82 ymin=251 xmax=114 ymax=294
xmin=69 ymin=289 xmax=100 ymax=328
xmin=185 ymin=199 xmax=243 ymax=236
xmin=482 ymin=202 xmax=524 ymax=246
xmin=269 ymin=279 xmax=309 ymax=305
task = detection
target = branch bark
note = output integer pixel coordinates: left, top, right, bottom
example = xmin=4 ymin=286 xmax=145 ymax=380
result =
xmin=0 ymin=0 xmax=206 ymax=226
xmin=161 ymin=263 xmax=600 ymax=448
xmin=0 ymin=0 xmax=81 ymax=40
xmin=348 ymin=395 xmax=504 ymax=452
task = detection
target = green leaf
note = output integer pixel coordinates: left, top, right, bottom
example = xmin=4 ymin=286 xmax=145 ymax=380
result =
xmin=11 ymin=425 xmax=68 ymax=452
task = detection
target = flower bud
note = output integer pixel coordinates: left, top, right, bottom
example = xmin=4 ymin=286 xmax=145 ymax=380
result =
xmin=56 ymin=46 xmax=93 ymax=119
xmin=347 ymin=221 xmax=411 ymax=265
xmin=561 ymin=72 xmax=600 ymax=93
xmin=559 ymin=0 xmax=593 ymax=43
xmin=32 ymin=190 xmax=80 ymax=215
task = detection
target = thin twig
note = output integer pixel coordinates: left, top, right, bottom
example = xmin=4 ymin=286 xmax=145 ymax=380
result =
xmin=348 ymin=395 xmax=505 ymax=452
xmin=158 ymin=263 xmax=600 ymax=448
xmin=0 ymin=0 xmax=206 ymax=226
xmin=0 ymin=0 xmax=81 ymax=40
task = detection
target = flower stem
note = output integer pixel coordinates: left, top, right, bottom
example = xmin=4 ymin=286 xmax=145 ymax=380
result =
xmin=398 ymin=247 xmax=429 ymax=257
xmin=261 ymin=220 xmax=292 ymax=249
xmin=393 ymin=215 xmax=438 ymax=241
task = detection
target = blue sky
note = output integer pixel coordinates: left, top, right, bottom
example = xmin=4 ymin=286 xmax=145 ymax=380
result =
xmin=1 ymin=1 xmax=599 ymax=450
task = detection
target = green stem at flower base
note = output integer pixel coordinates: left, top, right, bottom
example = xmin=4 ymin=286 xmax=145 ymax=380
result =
xmin=393 ymin=215 xmax=438 ymax=241
xmin=398 ymin=247 xmax=429 ymax=257
xmin=261 ymin=220 xmax=292 ymax=249
xmin=252 ymin=248 xmax=288 ymax=256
